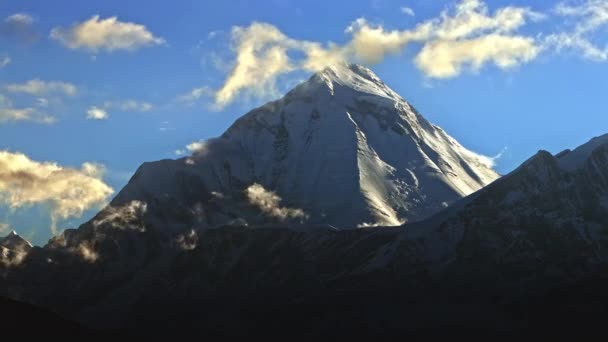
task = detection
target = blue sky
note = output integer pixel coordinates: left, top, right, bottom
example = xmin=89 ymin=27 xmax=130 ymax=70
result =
xmin=1 ymin=0 xmax=608 ymax=244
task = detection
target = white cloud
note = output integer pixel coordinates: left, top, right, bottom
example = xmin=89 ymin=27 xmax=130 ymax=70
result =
xmin=186 ymin=142 xmax=206 ymax=153
xmin=345 ymin=18 xmax=433 ymax=64
xmin=176 ymin=141 xmax=207 ymax=156
xmin=1 ymin=13 xmax=38 ymax=43
xmin=0 ymin=107 xmax=55 ymax=124
xmin=0 ymin=151 xmax=114 ymax=234
xmin=0 ymin=56 xmax=10 ymax=68
xmin=104 ymin=99 xmax=153 ymax=112
xmin=209 ymin=0 xmax=543 ymax=107
xmin=50 ymin=15 xmax=165 ymax=52
xmin=401 ymin=7 xmax=415 ymax=17
xmin=6 ymin=79 xmax=77 ymax=96
xmin=245 ymin=183 xmax=308 ymax=221
xmin=365 ymin=0 xmax=543 ymax=78
xmin=0 ymin=96 xmax=55 ymax=124
xmin=86 ymin=106 xmax=108 ymax=120
xmin=119 ymin=100 xmax=152 ymax=112
xmin=6 ymin=14 xmax=33 ymax=26
xmin=414 ymin=34 xmax=539 ymax=78
xmin=178 ymin=86 xmax=213 ymax=104
xmin=36 ymin=98 xmax=49 ymax=107
xmin=474 ymin=147 xmax=508 ymax=168
xmin=545 ymin=0 xmax=608 ymax=61
xmin=215 ymin=22 xmax=295 ymax=107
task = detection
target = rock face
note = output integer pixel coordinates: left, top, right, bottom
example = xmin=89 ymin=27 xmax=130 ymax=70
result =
xmin=107 ymin=63 xmax=499 ymax=232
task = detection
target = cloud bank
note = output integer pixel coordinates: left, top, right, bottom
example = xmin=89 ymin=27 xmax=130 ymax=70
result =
xmin=50 ymin=15 xmax=165 ymax=52
xmin=0 ymin=151 xmax=114 ymax=234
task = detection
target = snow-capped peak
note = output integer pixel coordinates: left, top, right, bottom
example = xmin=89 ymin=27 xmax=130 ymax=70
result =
xmin=313 ymin=63 xmax=402 ymax=100
xmin=0 ymin=230 xmax=33 ymax=250
xmin=97 ymin=64 xmax=500 ymax=231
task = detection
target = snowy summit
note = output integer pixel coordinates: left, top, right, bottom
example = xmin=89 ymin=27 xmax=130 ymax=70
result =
xmin=106 ymin=63 xmax=500 ymax=230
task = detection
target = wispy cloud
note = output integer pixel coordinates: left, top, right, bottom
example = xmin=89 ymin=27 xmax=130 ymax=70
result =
xmin=178 ymin=86 xmax=213 ymax=105
xmin=0 ymin=56 xmax=10 ymax=69
xmin=478 ymin=147 xmax=508 ymax=168
xmin=0 ymin=94 xmax=55 ymax=124
xmin=50 ymin=15 xmax=165 ymax=52
xmin=545 ymin=0 xmax=608 ymax=61
xmin=401 ymin=7 xmax=415 ymax=17
xmin=1 ymin=13 xmax=39 ymax=43
xmin=6 ymin=79 xmax=77 ymax=96
xmin=0 ymin=107 xmax=55 ymax=124
xmin=104 ymin=99 xmax=153 ymax=112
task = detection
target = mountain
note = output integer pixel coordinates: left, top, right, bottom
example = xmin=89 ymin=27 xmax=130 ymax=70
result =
xmin=2 ymin=132 xmax=608 ymax=337
xmin=0 ymin=231 xmax=32 ymax=267
xmin=413 ymin=133 xmax=608 ymax=271
xmin=0 ymin=230 xmax=32 ymax=251
xmin=3 ymin=66 xmax=608 ymax=337
xmin=107 ymin=63 xmax=498 ymax=232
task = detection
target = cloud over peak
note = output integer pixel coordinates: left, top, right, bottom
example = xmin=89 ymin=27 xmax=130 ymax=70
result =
xmin=201 ymin=0 xmax=544 ymax=108
xmin=50 ymin=15 xmax=165 ymax=52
